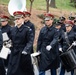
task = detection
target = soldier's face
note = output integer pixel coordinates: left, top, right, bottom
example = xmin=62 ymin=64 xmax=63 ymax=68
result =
xmin=1 ymin=21 xmax=8 ymax=26
xmin=55 ymin=25 xmax=61 ymax=29
xmin=24 ymin=16 xmax=30 ymax=22
xmin=66 ymin=26 xmax=72 ymax=32
xmin=45 ymin=19 xmax=53 ymax=27
xmin=14 ymin=17 xmax=24 ymax=27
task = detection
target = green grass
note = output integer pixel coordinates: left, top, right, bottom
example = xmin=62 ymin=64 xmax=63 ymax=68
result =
xmin=27 ymin=0 xmax=46 ymax=10
xmin=56 ymin=0 xmax=76 ymax=11
xmin=0 ymin=0 xmax=76 ymax=11
xmin=0 ymin=0 xmax=9 ymax=5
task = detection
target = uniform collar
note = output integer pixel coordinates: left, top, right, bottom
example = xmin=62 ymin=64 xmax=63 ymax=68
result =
xmin=16 ymin=24 xmax=24 ymax=32
xmin=46 ymin=25 xmax=53 ymax=30
xmin=67 ymin=29 xmax=73 ymax=34
xmin=24 ymin=20 xmax=30 ymax=24
xmin=2 ymin=24 xmax=9 ymax=28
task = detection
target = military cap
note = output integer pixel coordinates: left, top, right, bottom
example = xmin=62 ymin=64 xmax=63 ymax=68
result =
xmin=54 ymin=21 xmax=62 ymax=27
xmin=59 ymin=16 xmax=66 ymax=21
xmin=68 ymin=16 xmax=75 ymax=20
xmin=44 ymin=13 xmax=54 ymax=21
xmin=23 ymin=11 xmax=31 ymax=16
xmin=13 ymin=11 xmax=25 ymax=19
xmin=65 ymin=20 xmax=74 ymax=27
xmin=0 ymin=14 xmax=9 ymax=22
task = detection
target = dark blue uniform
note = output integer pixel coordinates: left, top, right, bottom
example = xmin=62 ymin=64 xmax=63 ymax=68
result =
xmin=60 ymin=30 xmax=76 ymax=52
xmin=37 ymin=25 xmax=59 ymax=71
xmin=1 ymin=24 xmax=12 ymax=68
xmin=72 ymin=25 xmax=76 ymax=32
xmin=1 ymin=24 xmax=11 ymax=38
xmin=61 ymin=23 xmax=66 ymax=32
xmin=24 ymin=21 xmax=35 ymax=37
xmin=7 ymin=24 xmax=34 ymax=75
xmin=24 ymin=21 xmax=35 ymax=53
xmin=0 ymin=28 xmax=5 ymax=75
xmin=59 ymin=30 xmax=76 ymax=75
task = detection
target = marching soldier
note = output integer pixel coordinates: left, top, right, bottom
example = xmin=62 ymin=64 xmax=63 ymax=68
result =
xmin=37 ymin=13 xmax=59 ymax=75
xmin=54 ymin=21 xmax=63 ymax=53
xmin=59 ymin=20 xmax=76 ymax=75
xmin=0 ymin=14 xmax=11 ymax=37
xmin=59 ymin=16 xmax=66 ymax=31
xmin=7 ymin=11 xmax=34 ymax=75
xmin=0 ymin=14 xmax=12 ymax=72
xmin=23 ymin=11 xmax=35 ymax=53
xmin=0 ymin=27 xmax=5 ymax=75
xmin=23 ymin=11 xmax=35 ymax=37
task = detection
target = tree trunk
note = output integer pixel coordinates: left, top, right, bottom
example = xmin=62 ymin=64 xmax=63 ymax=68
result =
xmin=29 ymin=0 xmax=34 ymax=13
xmin=70 ymin=0 xmax=74 ymax=3
xmin=49 ymin=0 xmax=56 ymax=8
xmin=30 ymin=2 xmax=33 ymax=13
xmin=74 ymin=0 xmax=76 ymax=8
xmin=46 ymin=0 xmax=49 ymax=13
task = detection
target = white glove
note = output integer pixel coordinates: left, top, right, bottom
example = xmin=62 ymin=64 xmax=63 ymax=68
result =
xmin=59 ymin=48 xmax=63 ymax=52
xmin=22 ymin=51 xmax=27 ymax=55
xmin=6 ymin=43 xmax=12 ymax=48
xmin=46 ymin=45 xmax=52 ymax=51
xmin=72 ymin=41 xmax=76 ymax=46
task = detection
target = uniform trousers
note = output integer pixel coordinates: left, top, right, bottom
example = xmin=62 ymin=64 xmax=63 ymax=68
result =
xmin=59 ymin=66 xmax=74 ymax=75
xmin=39 ymin=68 xmax=57 ymax=75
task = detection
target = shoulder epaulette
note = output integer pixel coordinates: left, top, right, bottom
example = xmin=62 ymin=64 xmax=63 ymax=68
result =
xmin=24 ymin=25 xmax=31 ymax=29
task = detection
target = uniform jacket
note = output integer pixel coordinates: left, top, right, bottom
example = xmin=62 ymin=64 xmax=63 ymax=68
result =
xmin=60 ymin=29 xmax=76 ymax=52
xmin=7 ymin=24 xmax=34 ymax=75
xmin=37 ymin=25 xmax=59 ymax=71
xmin=61 ymin=23 xmax=66 ymax=32
xmin=0 ymin=28 xmax=5 ymax=75
xmin=1 ymin=24 xmax=11 ymax=38
xmin=24 ymin=21 xmax=35 ymax=53
xmin=0 ymin=29 xmax=3 ymax=50
xmin=24 ymin=21 xmax=35 ymax=37
xmin=72 ymin=25 xmax=76 ymax=32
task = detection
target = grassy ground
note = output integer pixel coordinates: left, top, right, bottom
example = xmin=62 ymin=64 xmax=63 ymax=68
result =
xmin=0 ymin=0 xmax=76 ymax=12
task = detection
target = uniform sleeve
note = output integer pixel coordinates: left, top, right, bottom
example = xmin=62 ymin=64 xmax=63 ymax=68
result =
xmin=50 ymin=29 xmax=59 ymax=48
xmin=74 ymin=32 xmax=76 ymax=40
xmin=0 ymin=29 xmax=3 ymax=51
xmin=23 ymin=28 xmax=34 ymax=54
xmin=36 ymin=30 xmax=43 ymax=52
xmin=31 ymin=23 xmax=35 ymax=38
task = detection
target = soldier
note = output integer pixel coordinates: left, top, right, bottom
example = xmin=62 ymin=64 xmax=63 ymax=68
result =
xmin=0 ymin=28 xmax=5 ymax=75
xmin=0 ymin=14 xmax=12 ymax=72
xmin=37 ymin=13 xmax=59 ymax=75
xmin=59 ymin=20 xmax=76 ymax=75
xmin=59 ymin=16 xmax=66 ymax=31
xmin=7 ymin=11 xmax=34 ymax=75
xmin=23 ymin=11 xmax=35 ymax=37
xmin=23 ymin=11 xmax=35 ymax=53
xmin=54 ymin=21 xmax=63 ymax=53
xmin=0 ymin=14 xmax=11 ymax=37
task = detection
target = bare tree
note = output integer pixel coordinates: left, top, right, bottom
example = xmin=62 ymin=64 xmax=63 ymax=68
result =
xmin=49 ymin=0 xmax=56 ymax=8
xmin=29 ymin=0 xmax=34 ymax=13
xmin=46 ymin=0 xmax=50 ymax=13
xmin=70 ymin=0 xmax=74 ymax=3
xmin=74 ymin=0 xmax=76 ymax=8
